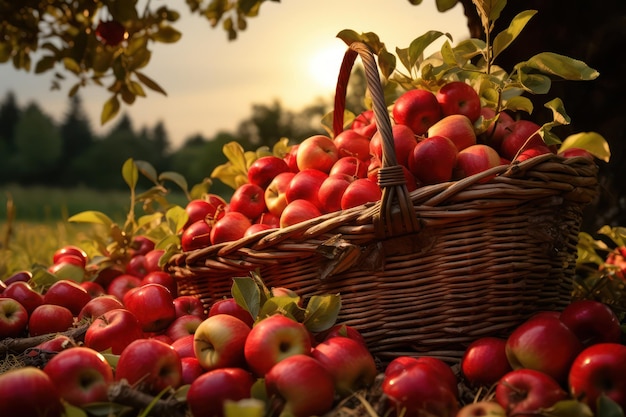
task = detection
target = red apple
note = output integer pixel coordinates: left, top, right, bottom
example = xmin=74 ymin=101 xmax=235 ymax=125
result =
xmin=4 ymin=270 xmax=33 ymax=286
xmin=436 ymin=81 xmax=482 ymax=122
xmin=208 ymin=297 xmax=254 ymax=327
xmin=79 ymin=281 xmax=105 ymax=298
xmin=28 ymin=304 xmax=74 ymax=336
xmin=194 ymin=314 xmax=251 ymax=371
xmin=559 ymin=299 xmax=622 ymax=347
xmin=382 ymin=355 xmax=459 ymax=417
xmin=77 ymin=294 xmax=125 ymax=320
xmin=329 ymin=155 xmax=368 ymax=178
xmin=514 ymin=144 xmax=553 ymax=162
xmin=461 ymin=337 xmax=512 ymax=387
xmin=123 ymin=283 xmax=176 ymax=332
xmin=84 ymin=308 xmax=144 ymax=354
xmin=408 ymin=135 xmax=458 ymax=185
xmin=340 ymin=178 xmax=382 ymax=210
xmin=171 ymin=333 xmax=195 ymax=358
xmin=506 ymin=315 xmax=583 ymax=384
xmin=1 ymin=281 xmax=44 ymax=314
xmin=0 ymin=367 xmax=63 ymax=417
xmin=181 ymin=219 xmax=213 ymax=251
xmin=28 ymin=334 xmax=75 ymax=356
xmin=499 ymin=120 xmax=544 ymax=160
xmin=333 ymin=129 xmax=371 ymax=161
xmin=43 ymin=279 xmax=91 ymax=316
xmin=210 ymin=211 xmax=252 ymax=245
xmin=568 ymin=343 xmax=626 ymax=412
xmin=392 ymin=88 xmax=442 ymax=135
xmin=296 ymin=135 xmax=339 ymax=173
xmin=454 ymin=144 xmax=501 ymax=180
xmin=173 ymin=295 xmax=207 ymax=319
xmin=318 ymin=174 xmax=353 ymax=214
xmin=247 ymin=155 xmax=290 ymax=189
xmin=265 ymin=171 xmax=296 ymax=217
xmin=95 ymin=19 xmax=127 ymax=46
xmin=316 ymin=323 xmax=368 ymax=347
xmin=0 ymin=297 xmax=29 ymax=337
xmin=180 ymin=356 xmax=205 ymax=385
xmin=427 ymin=114 xmax=477 ymax=152
xmin=183 ymin=197 xmax=227 ymax=229
xmin=351 ymin=109 xmax=378 ymax=139
xmin=143 ymin=248 xmax=166 ymax=273
xmin=558 ymin=147 xmax=594 ymax=160
xmin=129 ymin=235 xmax=155 ymax=257
xmin=256 ymin=211 xmax=280 ymax=228
xmin=106 ymin=273 xmax=142 ymax=301
xmin=125 ymin=254 xmax=148 ymax=278
xmin=244 ymin=222 xmax=274 ymax=237
xmin=285 ymin=168 xmax=328 ymax=210
xmin=115 ymin=338 xmax=182 ymax=394
xmin=370 ymin=124 xmax=418 ymax=168
xmin=229 ymin=183 xmax=267 ymax=221
xmin=43 ymin=346 xmax=113 ymax=407
xmin=53 ymin=245 xmax=88 ymax=268
xmin=141 ymin=270 xmax=178 ymax=298
xmin=311 ymin=336 xmax=378 ymax=397
xmin=495 ymin=369 xmax=567 ymax=417
xmin=283 ymin=144 xmax=300 ymax=173
xmin=244 ymin=313 xmax=312 ymax=376
xmin=166 ymin=314 xmax=203 ymax=341
xmin=279 ymin=199 xmax=322 ymax=229
xmin=265 ymin=354 xmax=335 ymax=417
xmin=187 ymin=367 xmax=255 ymax=417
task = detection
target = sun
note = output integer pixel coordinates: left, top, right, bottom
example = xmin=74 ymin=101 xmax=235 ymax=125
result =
xmin=307 ymin=42 xmax=349 ymax=93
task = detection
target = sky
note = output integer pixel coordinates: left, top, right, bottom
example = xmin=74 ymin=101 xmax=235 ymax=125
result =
xmin=0 ymin=0 xmax=470 ymax=149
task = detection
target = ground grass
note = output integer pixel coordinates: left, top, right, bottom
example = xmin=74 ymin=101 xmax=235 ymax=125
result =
xmin=0 ymin=184 xmax=186 ymax=279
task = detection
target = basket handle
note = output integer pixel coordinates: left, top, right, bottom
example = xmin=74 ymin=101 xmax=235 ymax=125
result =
xmin=333 ymin=41 xmax=420 ymax=238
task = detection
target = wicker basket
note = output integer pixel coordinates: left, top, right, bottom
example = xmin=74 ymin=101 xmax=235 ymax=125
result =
xmin=167 ymin=42 xmax=599 ymax=364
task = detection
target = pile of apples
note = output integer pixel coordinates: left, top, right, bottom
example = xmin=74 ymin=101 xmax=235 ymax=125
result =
xmin=0 ymin=242 xmax=381 ymax=417
xmin=0 ymin=237 xmax=625 ymax=417
xmin=182 ymin=80 xmax=594 ymax=250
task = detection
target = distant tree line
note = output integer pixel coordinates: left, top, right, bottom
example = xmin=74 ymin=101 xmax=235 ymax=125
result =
xmin=0 ymin=86 xmax=366 ymax=197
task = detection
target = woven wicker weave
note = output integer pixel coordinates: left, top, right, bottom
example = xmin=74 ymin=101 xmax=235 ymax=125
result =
xmin=167 ymin=42 xmax=599 ymax=364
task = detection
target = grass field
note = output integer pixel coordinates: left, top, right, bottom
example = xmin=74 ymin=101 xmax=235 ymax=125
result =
xmin=0 ymin=184 xmax=187 ymax=279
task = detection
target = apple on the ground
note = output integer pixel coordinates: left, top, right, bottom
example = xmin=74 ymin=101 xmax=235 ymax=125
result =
xmin=193 ymin=314 xmax=251 ymax=371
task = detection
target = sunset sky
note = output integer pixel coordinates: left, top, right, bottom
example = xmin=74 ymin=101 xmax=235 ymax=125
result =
xmin=0 ymin=0 xmax=470 ymax=149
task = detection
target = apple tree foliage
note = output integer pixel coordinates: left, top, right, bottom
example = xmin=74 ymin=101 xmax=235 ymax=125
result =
xmin=0 ymin=0 xmax=277 ymax=124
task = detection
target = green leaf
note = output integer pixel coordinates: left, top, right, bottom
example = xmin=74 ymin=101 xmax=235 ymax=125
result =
xmin=0 ymin=42 xmax=11 ymax=63
xmin=401 ymin=30 xmax=448 ymax=70
xmin=596 ymin=394 xmax=625 ymax=417
xmin=101 ymin=95 xmax=120 ymax=125
xmin=492 ymin=10 xmax=537 ymax=62
xmin=303 ymin=294 xmax=341 ymax=332
xmin=136 ymin=71 xmax=168 ymax=95
xmin=378 ymin=48 xmax=396 ymax=79
xmin=30 ymin=267 xmax=60 ymax=290
xmin=189 ymin=179 xmax=213 ymax=200
xmin=165 ymin=205 xmax=188 ymax=234
xmin=159 ymin=171 xmax=189 ymax=193
xmin=503 ymin=95 xmax=533 ymax=114
xmin=543 ymin=400 xmax=594 ymax=417
xmin=62 ymin=402 xmax=88 ymax=417
xmin=451 ymin=38 xmax=487 ymax=61
xmin=544 ymin=97 xmax=571 ymax=126
xmin=122 ymin=158 xmax=139 ymax=190
xmin=517 ymin=71 xmax=552 ymax=94
xmin=68 ymin=210 xmax=115 ymax=227
xmin=258 ymin=298 xmax=305 ymax=323
xmin=223 ymin=141 xmax=248 ymax=173
xmin=62 ymin=57 xmax=81 ymax=74
xmin=35 ymin=55 xmax=56 ymax=73
xmin=597 ymin=225 xmax=626 ymax=248
xmin=559 ymin=132 xmax=611 ymax=162
xmin=134 ymin=160 xmax=158 ymax=184
xmin=232 ymin=277 xmax=262 ymax=320
xmin=224 ymin=398 xmax=266 ymax=417
xmin=336 ymin=29 xmax=363 ymax=47
xmin=472 ymin=0 xmax=507 ymax=31
xmin=153 ymin=25 xmax=182 ymax=43
xmin=523 ymin=52 xmax=600 ymax=80
xmin=435 ymin=0 xmax=459 ymax=12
